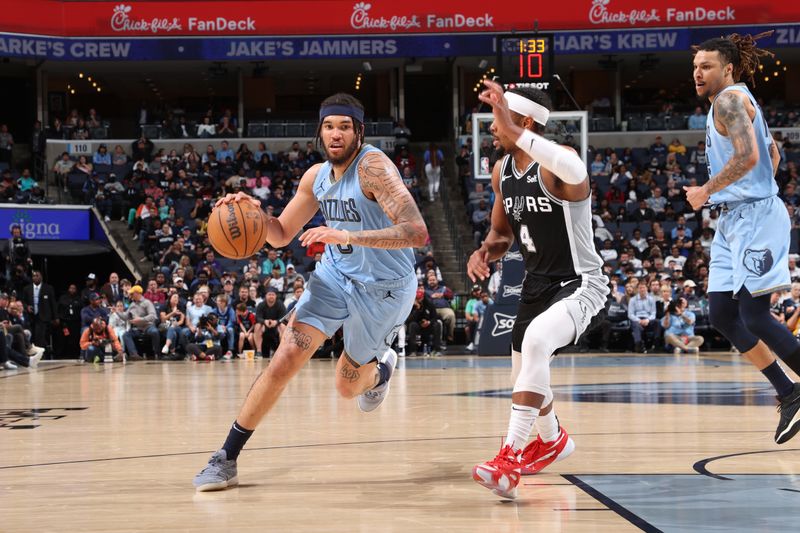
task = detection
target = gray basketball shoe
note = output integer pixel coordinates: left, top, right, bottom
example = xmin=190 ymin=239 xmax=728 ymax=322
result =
xmin=193 ymin=450 xmax=239 ymax=491
xmin=357 ymin=348 xmax=397 ymax=413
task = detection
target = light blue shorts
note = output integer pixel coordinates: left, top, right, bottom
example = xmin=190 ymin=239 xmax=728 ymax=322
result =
xmin=292 ymin=264 xmax=417 ymax=365
xmin=709 ymin=195 xmax=791 ymax=296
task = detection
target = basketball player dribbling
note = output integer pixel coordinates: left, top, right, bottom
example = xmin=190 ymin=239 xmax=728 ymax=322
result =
xmin=468 ymin=80 xmax=609 ymax=499
xmin=193 ymin=93 xmax=427 ymax=491
xmin=685 ymin=32 xmax=800 ymax=444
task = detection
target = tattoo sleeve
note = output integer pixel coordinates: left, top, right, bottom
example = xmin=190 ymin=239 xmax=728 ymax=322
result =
xmin=352 ymin=152 xmax=428 ymax=249
xmin=704 ymin=92 xmax=758 ymax=195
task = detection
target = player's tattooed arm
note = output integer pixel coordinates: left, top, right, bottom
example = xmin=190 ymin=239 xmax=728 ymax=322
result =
xmin=769 ymin=140 xmax=781 ymax=177
xmin=353 ymin=152 xmax=428 ymax=249
xmin=703 ymin=92 xmax=759 ymax=195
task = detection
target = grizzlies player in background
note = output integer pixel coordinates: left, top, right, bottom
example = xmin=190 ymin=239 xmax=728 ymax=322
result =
xmin=468 ymin=80 xmax=608 ymax=499
xmin=685 ymin=32 xmax=800 ymax=444
xmin=194 ymin=93 xmax=427 ymax=491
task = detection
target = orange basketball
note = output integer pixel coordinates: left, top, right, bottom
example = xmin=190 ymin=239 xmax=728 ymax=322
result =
xmin=207 ymin=200 xmax=267 ymax=259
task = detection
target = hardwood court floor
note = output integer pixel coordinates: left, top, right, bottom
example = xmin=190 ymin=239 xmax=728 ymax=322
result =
xmin=2 ymin=352 xmax=799 ymax=532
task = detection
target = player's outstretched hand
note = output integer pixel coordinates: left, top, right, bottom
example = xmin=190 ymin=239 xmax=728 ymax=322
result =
xmin=682 ymin=185 xmax=709 ymax=211
xmin=215 ymin=192 xmax=261 ymax=209
xmin=299 ymin=226 xmax=348 ymax=247
xmin=478 ymin=79 xmax=523 ymax=145
xmin=467 ymin=248 xmax=491 ymax=282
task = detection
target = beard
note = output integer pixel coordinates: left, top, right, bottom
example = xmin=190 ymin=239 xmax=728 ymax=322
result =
xmin=324 ymin=137 xmax=360 ymax=165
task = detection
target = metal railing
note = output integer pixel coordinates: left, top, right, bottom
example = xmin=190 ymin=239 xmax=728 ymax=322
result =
xmin=437 ymin=163 xmax=469 ymax=292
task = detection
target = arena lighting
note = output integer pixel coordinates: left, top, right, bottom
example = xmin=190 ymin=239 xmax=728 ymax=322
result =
xmin=92 ymin=82 xmax=97 ymax=87
xmin=362 ymin=61 xmax=372 ymax=72
xmin=78 ymin=72 xmax=83 ymax=78
xmin=87 ymin=76 xmax=92 ymax=82
xmin=96 ymin=87 xmax=101 ymax=93
xmin=70 ymin=89 xmax=75 ymax=94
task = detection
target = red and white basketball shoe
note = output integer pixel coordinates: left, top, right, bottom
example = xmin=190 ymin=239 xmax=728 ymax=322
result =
xmin=520 ymin=427 xmax=575 ymax=475
xmin=472 ymin=444 xmax=522 ymax=499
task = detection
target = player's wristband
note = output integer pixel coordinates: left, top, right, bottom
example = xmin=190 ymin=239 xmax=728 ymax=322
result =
xmin=515 ymin=129 xmax=587 ymax=185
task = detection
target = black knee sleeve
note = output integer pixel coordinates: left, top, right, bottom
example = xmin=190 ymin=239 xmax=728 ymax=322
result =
xmin=708 ymin=292 xmax=759 ymax=353
xmin=738 ymin=289 xmax=800 ymax=364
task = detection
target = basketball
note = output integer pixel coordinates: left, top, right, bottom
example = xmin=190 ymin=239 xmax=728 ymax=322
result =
xmin=207 ymin=200 xmax=267 ymax=259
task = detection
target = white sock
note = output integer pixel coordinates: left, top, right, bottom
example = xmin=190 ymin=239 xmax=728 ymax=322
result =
xmin=536 ymin=409 xmax=561 ymax=443
xmin=504 ymin=403 xmax=539 ymax=452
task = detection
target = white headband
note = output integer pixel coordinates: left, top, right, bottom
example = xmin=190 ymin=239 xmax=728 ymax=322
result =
xmin=504 ymin=92 xmax=550 ymax=126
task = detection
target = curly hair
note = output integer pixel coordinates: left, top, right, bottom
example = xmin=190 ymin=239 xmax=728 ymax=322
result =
xmin=692 ymin=30 xmax=775 ymax=87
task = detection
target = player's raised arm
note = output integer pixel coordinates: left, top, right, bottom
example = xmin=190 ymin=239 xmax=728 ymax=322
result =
xmin=467 ymin=160 xmax=513 ymax=282
xmin=478 ymin=80 xmax=588 ymax=195
xmin=303 ymin=150 xmax=427 ymax=250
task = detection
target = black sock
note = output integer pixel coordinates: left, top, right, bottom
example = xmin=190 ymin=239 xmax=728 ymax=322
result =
xmin=222 ymin=421 xmax=254 ymax=461
xmin=375 ymin=361 xmax=392 ymax=387
xmin=761 ymin=360 xmax=795 ymax=398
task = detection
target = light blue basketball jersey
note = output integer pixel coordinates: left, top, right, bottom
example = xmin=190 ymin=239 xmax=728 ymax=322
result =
xmin=706 ymin=84 xmax=777 ymax=204
xmin=312 ymin=144 xmax=415 ymax=283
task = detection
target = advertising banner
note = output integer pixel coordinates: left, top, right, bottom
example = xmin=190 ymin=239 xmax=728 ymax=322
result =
xmin=0 ymin=206 xmax=90 ymax=240
xmin=0 ymin=1 xmax=796 ymax=38
xmin=0 ymin=25 xmax=795 ymax=62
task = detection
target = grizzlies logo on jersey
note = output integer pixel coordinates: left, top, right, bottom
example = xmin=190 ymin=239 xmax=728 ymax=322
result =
xmin=743 ymin=248 xmax=773 ymax=277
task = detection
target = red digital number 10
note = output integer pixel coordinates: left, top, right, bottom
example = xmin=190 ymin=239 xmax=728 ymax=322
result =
xmin=518 ymin=53 xmax=543 ymax=79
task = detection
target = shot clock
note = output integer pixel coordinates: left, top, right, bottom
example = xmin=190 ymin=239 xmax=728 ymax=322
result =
xmin=495 ymin=33 xmax=555 ymax=91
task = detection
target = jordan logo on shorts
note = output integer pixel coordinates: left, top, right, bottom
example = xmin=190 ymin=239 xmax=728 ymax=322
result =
xmin=743 ymin=248 xmax=773 ymax=277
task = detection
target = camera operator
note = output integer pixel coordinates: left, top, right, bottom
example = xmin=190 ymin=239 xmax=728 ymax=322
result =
xmin=79 ymin=317 xmax=123 ymax=363
xmin=662 ymin=297 xmax=704 ymax=354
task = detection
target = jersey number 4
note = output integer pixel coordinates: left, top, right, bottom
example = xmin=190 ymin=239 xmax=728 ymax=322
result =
xmin=519 ymin=224 xmax=537 ymax=253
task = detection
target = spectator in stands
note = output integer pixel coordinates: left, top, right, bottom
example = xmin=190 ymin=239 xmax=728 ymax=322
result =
xmin=235 ymin=303 xmax=256 ymax=355
xmin=216 ymin=140 xmax=234 ymax=163
xmin=218 ymin=116 xmax=237 ymax=137
xmin=464 ymin=285 xmax=492 ymax=352
xmin=789 ymin=256 xmax=800 ymax=282
xmin=662 ymin=297 xmax=703 ymax=354
xmin=80 ymin=317 xmax=123 ymax=363
xmin=93 ymin=144 xmax=111 ymax=166
xmin=416 ymin=254 xmax=443 ymax=284
xmin=267 ymin=186 xmax=288 ymax=215
xmin=401 ymin=166 xmax=423 ymax=205
xmin=261 ymin=248 xmax=285 ymax=276
xmin=394 ymin=146 xmax=416 ymax=176
xmin=590 ymin=153 xmax=607 ymax=177
xmin=75 ymin=155 xmax=93 ymax=178
xmin=109 ymin=300 xmax=129 ymax=349
xmin=284 ymin=264 xmax=302 ymax=287
xmin=472 ymin=200 xmax=491 ymax=247
xmin=393 ymin=118 xmax=412 ymax=152
xmin=196 ymin=117 xmax=216 ymax=138
xmin=120 ymin=285 xmax=159 ymax=361
xmin=688 ymin=106 xmax=707 ymax=129
xmin=0 ymin=124 xmax=13 ymax=166
xmin=255 ymin=288 xmax=285 ymax=358
xmin=680 ymin=279 xmax=700 ymax=306
xmin=689 ymin=141 xmax=707 ymax=172
xmin=80 ymin=291 xmax=109 ymax=331
xmin=646 ymin=187 xmax=667 ymax=220
xmin=610 ymin=164 xmax=633 ymax=190
xmin=649 ymin=136 xmax=667 ymax=163
xmin=185 ymin=313 xmax=222 ymax=361
xmin=468 ymin=182 xmax=490 ymax=206
xmin=131 ymin=136 xmax=154 ymax=162
xmin=111 ymin=145 xmax=128 ymax=166
xmin=405 ymin=288 xmax=442 ymax=357
xmin=599 ymin=240 xmax=618 ymax=262
xmin=214 ymin=293 xmax=236 ymax=359
xmin=143 ymin=279 xmax=165 ymax=307
xmin=424 ymin=270 xmax=455 ymax=344
xmin=628 ymin=281 xmax=659 ymax=353
xmin=53 ymin=152 xmax=74 ymax=192
xmin=668 ymin=138 xmax=687 ymax=156
xmin=424 ymin=143 xmax=444 ymax=201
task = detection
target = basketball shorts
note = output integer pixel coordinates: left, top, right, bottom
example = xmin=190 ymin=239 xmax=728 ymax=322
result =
xmin=293 ymin=263 xmax=417 ymax=365
xmin=709 ymin=195 xmax=791 ymax=297
xmin=511 ymin=271 xmax=609 ymax=353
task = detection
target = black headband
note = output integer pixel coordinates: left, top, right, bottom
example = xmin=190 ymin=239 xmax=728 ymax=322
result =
xmin=319 ymin=104 xmax=364 ymax=124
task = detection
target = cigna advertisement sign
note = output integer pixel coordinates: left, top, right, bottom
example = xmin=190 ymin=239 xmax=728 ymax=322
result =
xmin=0 ymin=208 xmax=90 ymax=240
xmin=0 ymin=1 xmax=791 ymax=37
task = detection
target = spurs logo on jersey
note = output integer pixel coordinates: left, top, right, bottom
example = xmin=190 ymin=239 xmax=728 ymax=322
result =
xmin=499 ymin=154 xmax=603 ymax=280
